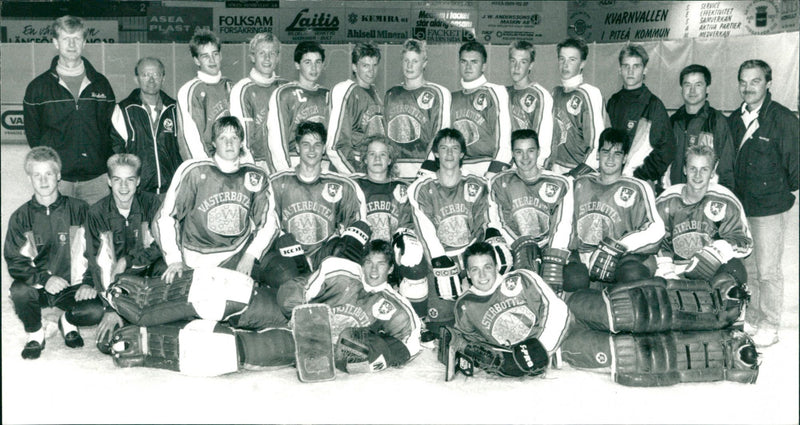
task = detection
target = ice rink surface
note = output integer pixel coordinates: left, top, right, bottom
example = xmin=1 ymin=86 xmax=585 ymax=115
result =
xmin=1 ymin=144 xmax=798 ymax=424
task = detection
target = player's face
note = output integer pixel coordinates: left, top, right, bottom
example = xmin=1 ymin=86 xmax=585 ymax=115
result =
xmin=297 ymin=132 xmax=325 ymax=168
xmin=597 ymin=143 xmax=626 ymax=176
xmin=296 ymin=52 xmax=324 ymax=85
xmin=512 ymin=138 xmax=539 ymax=175
xmin=402 ymin=50 xmax=426 ymax=81
xmin=684 ymin=154 xmax=715 ymax=193
xmin=213 ymin=126 xmax=243 ymax=161
xmin=620 ymin=55 xmax=645 ymax=90
xmin=28 ymin=161 xmax=60 ymax=200
xmin=362 ymin=252 xmax=393 ymax=287
xmin=353 ymin=55 xmax=379 ymax=87
xmin=558 ymin=46 xmax=584 ymax=80
xmin=459 ymin=50 xmax=486 ymax=83
xmin=365 ymin=140 xmax=391 ymax=178
xmin=108 ymin=165 xmax=140 ymax=205
xmin=738 ymin=67 xmax=771 ymax=108
xmin=136 ymin=61 xmax=164 ymax=96
xmin=53 ymin=28 xmax=85 ymax=62
xmin=466 ymin=253 xmax=498 ymax=292
xmin=508 ymin=48 xmax=533 ymax=84
xmin=251 ymin=41 xmax=279 ymax=77
xmin=194 ymin=43 xmax=221 ymax=76
xmin=434 ymin=137 xmax=464 ymax=170
xmin=681 ymin=73 xmax=708 ymax=109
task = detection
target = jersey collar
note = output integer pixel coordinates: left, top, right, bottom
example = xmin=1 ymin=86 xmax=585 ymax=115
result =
xmin=461 ymin=75 xmax=487 ymax=91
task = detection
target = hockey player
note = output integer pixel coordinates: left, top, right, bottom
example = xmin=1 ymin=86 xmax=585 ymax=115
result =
xmin=5 ymin=147 xmax=104 ymax=359
xmin=176 ymin=29 xmax=233 ymax=160
xmin=667 ymin=64 xmax=735 ymax=190
xmin=408 ymin=128 xmax=490 ymax=335
xmin=549 ymin=38 xmax=608 ymax=176
xmin=270 ymin=121 xmax=367 ymax=269
xmin=266 ymin=41 xmax=330 ymax=173
xmin=439 ymin=241 xmax=568 ymax=380
xmin=229 ymin=33 xmax=288 ymax=172
xmin=384 ymin=39 xmax=451 ymax=179
xmin=655 ymin=144 xmax=752 ymax=283
xmin=606 ymin=45 xmax=674 ymax=187
xmin=327 ymin=42 xmax=386 ymax=174
xmin=565 ymin=128 xmax=664 ymax=287
xmin=488 ymin=129 xmax=574 ymax=293
xmin=154 ymin=116 xmax=282 ymax=286
xmin=448 ymin=41 xmax=512 ymax=178
xmin=506 ymin=41 xmax=554 ymax=168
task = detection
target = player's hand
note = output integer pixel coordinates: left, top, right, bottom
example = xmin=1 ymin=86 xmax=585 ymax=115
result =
xmin=75 ymin=284 xmax=98 ymax=301
xmin=96 ymin=311 xmax=124 ymax=352
xmin=161 ymin=262 xmax=186 ymax=284
xmin=236 ymin=253 xmax=256 ymax=276
xmin=110 ymin=257 xmax=128 ymax=283
xmin=44 ymin=275 xmax=69 ymax=294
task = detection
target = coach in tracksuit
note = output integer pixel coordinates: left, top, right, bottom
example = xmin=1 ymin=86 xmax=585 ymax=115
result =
xmin=728 ymin=60 xmax=799 ymax=348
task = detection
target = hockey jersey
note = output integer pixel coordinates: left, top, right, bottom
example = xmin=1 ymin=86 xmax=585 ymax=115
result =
xmin=451 ymin=76 xmax=512 ymax=175
xmin=570 ymin=173 xmax=664 ymax=254
xmin=507 ymin=82 xmax=554 ymax=168
xmin=488 ymin=169 xmax=573 ymax=250
xmin=4 ymin=194 xmax=90 ymax=287
xmin=229 ymin=69 xmax=288 ymax=169
xmin=656 ymin=183 xmax=752 ymax=262
xmin=270 ymin=170 xmax=366 ymax=258
xmin=176 ymin=72 xmax=233 ymax=160
xmin=354 ymin=175 xmax=413 ymax=242
xmin=153 ymin=158 xmax=278 ymax=269
xmin=384 ymin=82 xmax=451 ymax=178
xmin=409 ymin=173 xmax=489 ymax=259
xmin=266 ymin=82 xmax=330 ymax=172
xmin=454 ymin=269 xmax=569 ymax=353
xmin=550 ymin=76 xmax=607 ymax=172
xmin=327 ymin=80 xmax=386 ymax=174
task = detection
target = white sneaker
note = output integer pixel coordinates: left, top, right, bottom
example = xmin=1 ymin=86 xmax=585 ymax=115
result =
xmin=743 ymin=322 xmax=758 ymax=336
xmin=751 ymin=328 xmax=779 ymax=348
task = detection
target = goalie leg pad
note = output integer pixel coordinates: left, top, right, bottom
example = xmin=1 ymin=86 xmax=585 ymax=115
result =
xmin=227 ymin=287 xmax=290 ymax=331
xmin=561 ymin=329 xmax=614 ymax=371
xmin=292 ymin=304 xmax=336 ymax=382
xmin=186 ymin=267 xmax=256 ymax=322
xmin=614 ymin=254 xmax=653 ymax=284
xmin=236 ymin=327 xmax=295 ymax=369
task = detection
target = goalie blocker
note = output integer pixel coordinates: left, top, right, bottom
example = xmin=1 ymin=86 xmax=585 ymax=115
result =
xmin=561 ymin=328 xmax=759 ymax=386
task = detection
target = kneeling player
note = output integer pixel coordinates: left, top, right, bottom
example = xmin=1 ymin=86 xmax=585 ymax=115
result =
xmin=565 ymin=128 xmax=665 ymax=290
xmin=439 ymin=242 xmax=569 ymax=380
xmin=654 ymin=144 xmax=752 ymax=285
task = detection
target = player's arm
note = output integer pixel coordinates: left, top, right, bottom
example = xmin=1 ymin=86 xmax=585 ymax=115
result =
xmin=453 ymin=298 xmax=482 ymax=341
xmin=124 ymin=195 xmax=164 ymax=271
xmin=334 ymin=178 xmax=368 ymax=235
xmin=711 ymin=189 xmax=754 ymax=261
xmin=580 ymin=87 xmax=608 ymax=170
xmin=68 ymin=204 xmax=92 ymax=290
xmin=265 ymin=87 xmax=291 ymax=173
xmin=634 ymin=99 xmax=675 ymax=182
xmin=618 ymin=180 xmax=665 ymax=253
xmin=229 ymin=80 xmax=255 ymax=163
xmin=408 ymin=178 xmax=448 ymax=259
xmin=520 ymin=270 xmax=570 ymax=353
xmin=548 ymin=176 xmax=575 ymax=251
xmin=84 ymin=207 xmax=118 ymax=291
xmin=245 ymin=177 xmax=281 ymax=261
xmin=3 ymin=209 xmax=51 ymax=287
xmin=714 ymin=114 xmax=737 ymax=191
xmin=486 ymin=174 xmax=516 ymax=244
xmin=653 ymin=195 xmax=679 ymax=278
xmin=152 ymin=161 xmax=198 ymax=267
xmin=470 ymin=179 xmax=491 ymax=243
xmin=176 ymin=83 xmax=210 ymax=160
xmin=326 ymin=82 xmax=357 ymax=174
xmin=534 ymin=86 xmax=555 ymax=169
xmin=110 ymin=104 xmax=129 ymax=154
xmin=780 ymin=109 xmax=800 ymax=191
xmin=487 ymin=84 xmax=512 ymax=175
xmin=22 ymin=85 xmax=44 ymax=148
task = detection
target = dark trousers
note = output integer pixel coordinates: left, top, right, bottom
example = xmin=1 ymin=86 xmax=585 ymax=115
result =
xmin=9 ymin=282 xmax=105 ymax=333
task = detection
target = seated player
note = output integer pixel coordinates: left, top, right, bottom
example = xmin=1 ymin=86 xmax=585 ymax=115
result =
xmin=439 ymin=241 xmax=569 ymax=380
xmin=655 ymin=144 xmax=752 ymax=284
xmin=153 ymin=116 xmax=292 ymax=288
xmin=565 ymin=128 xmax=665 ymax=289
xmin=327 ymin=42 xmax=386 ymax=174
xmin=86 ymin=153 xmax=164 ymax=352
xmin=408 ymin=129 xmax=491 ymax=335
xmin=5 ymin=147 xmax=104 ymax=359
xmin=488 ymin=129 xmax=574 ymax=293
xmin=270 ymin=121 xmax=367 ymax=270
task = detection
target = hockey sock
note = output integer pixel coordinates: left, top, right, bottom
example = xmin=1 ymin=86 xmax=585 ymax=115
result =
xmin=60 ymin=313 xmax=78 ymax=334
xmin=27 ymin=328 xmax=44 ymax=343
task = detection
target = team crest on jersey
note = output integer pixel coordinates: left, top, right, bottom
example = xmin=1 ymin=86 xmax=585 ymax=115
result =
xmin=393 ymin=184 xmax=408 ymax=203
xmin=521 ymin=94 xmax=537 ymax=113
xmin=163 ymin=118 xmax=174 ymax=133
xmin=372 ymin=298 xmax=397 ymax=321
xmin=58 ymin=232 xmax=68 ymax=245
xmin=473 ymin=93 xmax=488 ymax=111
xmin=567 ymin=95 xmax=582 ymax=115
xmin=417 ymin=90 xmax=435 ymax=110
xmin=244 ymin=172 xmax=263 ymax=192
xmin=539 ymin=182 xmax=561 ymax=204
xmin=465 ymin=182 xmax=482 ymax=202
xmin=626 ymin=120 xmax=636 ymax=131
xmin=428 ymin=307 xmax=439 ymax=319
xmin=704 ymin=201 xmax=727 ymax=222
xmin=500 ymin=274 xmax=523 ymax=297
xmin=614 ymin=186 xmax=636 ymax=208
xmin=323 ymin=183 xmax=343 ymax=203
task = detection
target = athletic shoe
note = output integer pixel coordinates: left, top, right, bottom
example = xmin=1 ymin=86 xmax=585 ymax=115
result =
xmin=21 ymin=340 xmax=45 ymax=359
xmin=751 ymin=328 xmax=778 ymax=348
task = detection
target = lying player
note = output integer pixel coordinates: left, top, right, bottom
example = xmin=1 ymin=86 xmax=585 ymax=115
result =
xmin=439 ymin=241 xmax=569 ymax=380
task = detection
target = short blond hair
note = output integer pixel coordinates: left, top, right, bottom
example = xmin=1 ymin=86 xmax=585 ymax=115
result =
xmin=52 ymin=15 xmax=86 ymax=39
xmin=25 ymin=146 xmax=62 ymax=175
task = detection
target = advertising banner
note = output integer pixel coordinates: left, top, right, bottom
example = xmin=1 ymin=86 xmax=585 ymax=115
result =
xmin=148 ymin=5 xmax=213 ymax=42
xmin=1 ymin=105 xmax=26 ymax=143
xmin=214 ymin=8 xmax=279 ymax=42
xmin=410 ymin=2 xmax=478 ymax=43
xmin=3 ymin=20 xmax=118 ymax=43
xmin=279 ymin=6 xmax=348 ymax=43
xmin=344 ymin=2 xmax=413 ymax=43
xmin=477 ymin=1 xmax=567 ymax=44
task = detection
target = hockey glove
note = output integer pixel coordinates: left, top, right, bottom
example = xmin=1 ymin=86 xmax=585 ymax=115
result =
xmin=511 ymin=236 xmax=542 ymax=272
xmin=392 ymin=228 xmax=424 ymax=267
xmin=540 ymin=248 xmax=570 ymax=294
xmin=565 ymin=163 xmax=595 ymax=178
xmin=332 ymin=221 xmax=372 ymax=263
xmin=588 ymin=238 xmax=626 ymax=282
xmin=432 ymin=256 xmax=462 ymax=300
xmin=684 ymin=245 xmax=724 ymax=281
xmin=485 ymin=228 xmax=513 ymax=275
xmin=275 ymin=233 xmax=311 ymax=276
xmin=335 ymin=327 xmax=410 ymax=373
